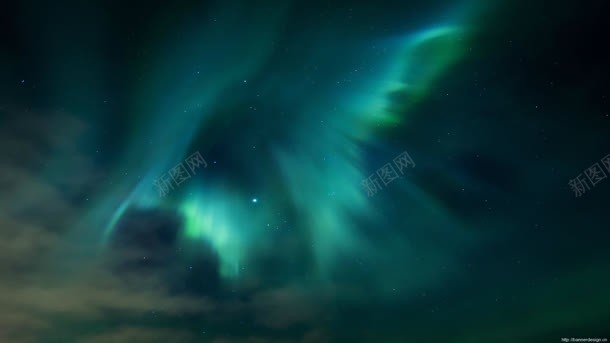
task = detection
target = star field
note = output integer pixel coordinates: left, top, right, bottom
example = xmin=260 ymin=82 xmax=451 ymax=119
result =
xmin=1 ymin=0 xmax=610 ymax=342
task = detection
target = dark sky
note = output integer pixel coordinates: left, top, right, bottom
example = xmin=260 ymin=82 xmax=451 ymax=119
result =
xmin=1 ymin=0 xmax=610 ymax=342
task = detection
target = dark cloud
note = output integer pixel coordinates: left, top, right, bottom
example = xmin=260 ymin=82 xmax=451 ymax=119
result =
xmin=0 ymin=109 xmax=212 ymax=342
xmin=0 ymin=109 xmax=339 ymax=343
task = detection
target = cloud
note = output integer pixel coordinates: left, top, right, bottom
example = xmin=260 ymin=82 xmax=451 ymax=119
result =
xmin=0 ymin=107 xmax=336 ymax=342
xmin=81 ymin=327 xmax=197 ymax=343
xmin=0 ymin=108 xmax=213 ymax=342
xmin=210 ymin=329 xmax=330 ymax=343
xmin=251 ymin=286 xmax=320 ymax=329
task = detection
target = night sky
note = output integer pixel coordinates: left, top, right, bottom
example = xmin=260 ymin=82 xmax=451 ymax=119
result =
xmin=1 ymin=0 xmax=610 ymax=342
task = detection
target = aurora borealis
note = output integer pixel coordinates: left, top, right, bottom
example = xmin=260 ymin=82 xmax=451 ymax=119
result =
xmin=1 ymin=0 xmax=610 ymax=342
